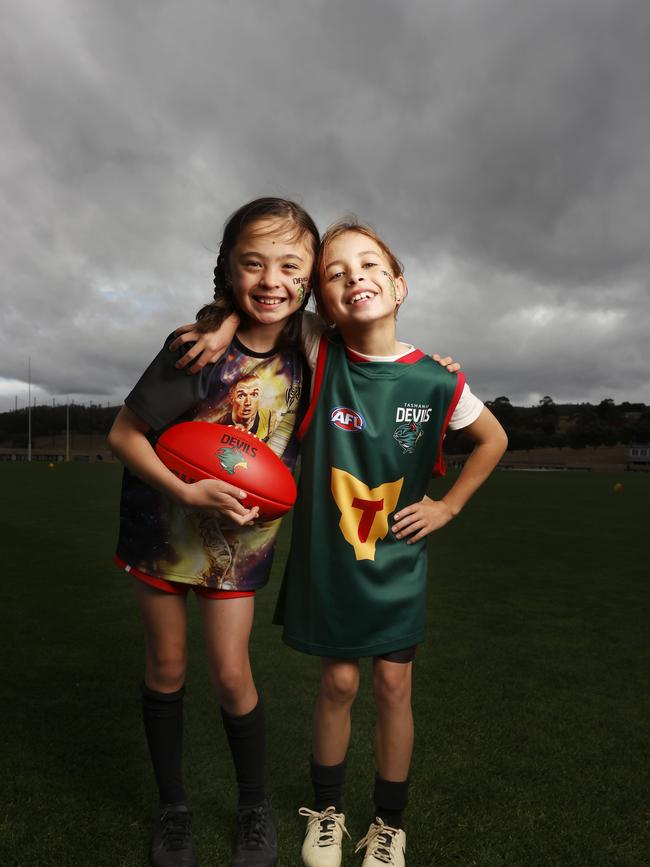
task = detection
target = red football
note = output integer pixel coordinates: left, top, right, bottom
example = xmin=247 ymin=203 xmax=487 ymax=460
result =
xmin=155 ymin=421 xmax=296 ymax=520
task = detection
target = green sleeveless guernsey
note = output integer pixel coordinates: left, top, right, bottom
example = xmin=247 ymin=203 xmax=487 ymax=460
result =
xmin=275 ymin=336 xmax=465 ymax=658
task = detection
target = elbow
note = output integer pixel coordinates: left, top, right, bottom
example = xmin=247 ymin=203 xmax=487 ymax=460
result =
xmin=107 ymin=425 xmax=122 ymax=458
xmin=106 ymin=434 xmax=117 ymax=458
xmin=496 ymin=425 xmax=508 ymax=455
xmin=482 ymin=424 xmax=508 ymax=460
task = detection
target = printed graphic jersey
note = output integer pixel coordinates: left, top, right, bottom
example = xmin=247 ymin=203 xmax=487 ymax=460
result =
xmin=276 ymin=335 xmax=466 ymax=658
xmin=116 ymin=334 xmax=305 ymax=591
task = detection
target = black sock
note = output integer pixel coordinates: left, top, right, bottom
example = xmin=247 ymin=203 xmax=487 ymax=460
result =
xmin=373 ymin=774 xmax=409 ymax=830
xmin=221 ymin=697 xmax=266 ymax=808
xmin=311 ymin=755 xmax=347 ymax=813
xmin=141 ymin=682 xmax=187 ymax=806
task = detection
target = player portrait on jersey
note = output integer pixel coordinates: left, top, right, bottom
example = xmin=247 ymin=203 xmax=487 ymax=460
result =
xmin=117 ymin=346 xmax=303 ymax=591
xmin=214 ymin=373 xmax=278 ymax=439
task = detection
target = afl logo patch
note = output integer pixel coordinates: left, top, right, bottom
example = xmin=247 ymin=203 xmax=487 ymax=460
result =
xmin=330 ymin=406 xmax=366 ymax=432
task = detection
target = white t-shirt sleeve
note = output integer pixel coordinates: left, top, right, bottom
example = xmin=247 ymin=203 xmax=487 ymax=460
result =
xmin=300 ymin=311 xmax=327 ymax=372
xmin=448 ymin=383 xmax=484 ymax=430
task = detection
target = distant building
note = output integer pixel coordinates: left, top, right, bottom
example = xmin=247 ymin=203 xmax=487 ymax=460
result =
xmin=627 ymin=443 xmax=650 ymax=471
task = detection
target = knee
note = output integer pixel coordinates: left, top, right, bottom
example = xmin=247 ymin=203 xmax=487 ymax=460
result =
xmin=146 ymin=643 xmax=187 ymax=692
xmin=320 ymin=663 xmax=360 ymax=706
xmin=211 ymin=660 xmax=252 ymax=706
xmin=373 ymin=664 xmax=412 ymax=709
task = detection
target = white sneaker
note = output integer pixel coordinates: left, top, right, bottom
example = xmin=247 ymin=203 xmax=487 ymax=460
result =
xmin=299 ymin=805 xmax=350 ymax=867
xmin=355 ymin=818 xmax=406 ymax=866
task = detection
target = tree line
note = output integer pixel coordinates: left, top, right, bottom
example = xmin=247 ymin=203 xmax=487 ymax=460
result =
xmin=0 ymin=403 xmax=120 ymax=448
xmin=444 ymin=396 xmax=649 ymax=454
xmin=1 ymin=398 xmax=648 ymax=452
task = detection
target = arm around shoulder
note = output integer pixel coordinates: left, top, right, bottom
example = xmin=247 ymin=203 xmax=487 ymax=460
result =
xmin=168 ymin=311 xmax=241 ymax=373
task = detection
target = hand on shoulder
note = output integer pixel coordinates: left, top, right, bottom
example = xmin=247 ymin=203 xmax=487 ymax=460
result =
xmin=432 ymin=353 xmax=461 ymax=373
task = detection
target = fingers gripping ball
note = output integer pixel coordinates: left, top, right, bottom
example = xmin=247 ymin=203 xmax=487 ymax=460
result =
xmin=155 ymin=422 xmax=296 ymax=520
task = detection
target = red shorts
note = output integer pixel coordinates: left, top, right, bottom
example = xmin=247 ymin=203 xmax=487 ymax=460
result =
xmin=114 ymin=555 xmax=255 ymax=599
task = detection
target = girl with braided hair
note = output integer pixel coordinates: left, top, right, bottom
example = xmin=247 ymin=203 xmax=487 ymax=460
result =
xmin=108 ymin=197 xmax=319 ymax=867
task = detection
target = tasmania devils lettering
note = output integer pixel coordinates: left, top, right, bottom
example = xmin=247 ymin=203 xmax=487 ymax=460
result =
xmin=351 ymin=497 xmax=384 ymax=543
xmin=219 ymin=432 xmax=257 ymax=457
xmin=395 ymin=406 xmax=431 ymax=423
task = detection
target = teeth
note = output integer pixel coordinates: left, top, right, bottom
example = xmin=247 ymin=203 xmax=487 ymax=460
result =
xmin=349 ymin=292 xmax=374 ymax=304
xmin=255 ymin=297 xmax=283 ymax=306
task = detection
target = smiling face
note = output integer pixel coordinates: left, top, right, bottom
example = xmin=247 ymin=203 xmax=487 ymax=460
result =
xmin=228 ymin=218 xmax=314 ymax=330
xmin=319 ymin=230 xmax=406 ymax=330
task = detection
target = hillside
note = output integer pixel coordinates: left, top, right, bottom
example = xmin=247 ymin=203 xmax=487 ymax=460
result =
xmin=1 ymin=398 xmax=648 ymax=460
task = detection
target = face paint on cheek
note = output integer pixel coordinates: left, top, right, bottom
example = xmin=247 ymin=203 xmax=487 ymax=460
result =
xmin=382 ymin=270 xmax=398 ymax=301
xmin=293 ymin=276 xmax=309 ymax=305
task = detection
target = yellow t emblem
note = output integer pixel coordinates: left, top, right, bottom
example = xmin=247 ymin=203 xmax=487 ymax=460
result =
xmin=331 ymin=468 xmax=403 ymax=561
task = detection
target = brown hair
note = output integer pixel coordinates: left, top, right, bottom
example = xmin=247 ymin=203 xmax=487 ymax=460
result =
xmin=195 ymin=197 xmax=320 ymax=348
xmin=315 ymin=218 xmax=406 ymax=319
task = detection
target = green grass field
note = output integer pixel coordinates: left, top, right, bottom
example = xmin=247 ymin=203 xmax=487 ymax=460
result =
xmin=1 ymin=464 xmax=648 ymax=866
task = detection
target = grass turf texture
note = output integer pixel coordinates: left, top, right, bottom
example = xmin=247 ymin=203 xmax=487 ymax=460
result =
xmin=1 ymin=465 xmax=648 ymax=866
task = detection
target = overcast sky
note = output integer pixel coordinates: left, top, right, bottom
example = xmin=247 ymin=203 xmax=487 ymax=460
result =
xmin=2 ymin=0 xmax=649 ymax=411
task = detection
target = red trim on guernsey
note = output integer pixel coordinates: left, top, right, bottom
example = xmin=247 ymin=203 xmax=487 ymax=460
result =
xmin=433 ymin=371 xmax=466 ymax=478
xmin=297 ymin=334 xmax=330 ymax=441
xmin=114 ymin=555 xmax=254 ymax=599
xmin=344 ymin=346 xmax=426 ymax=364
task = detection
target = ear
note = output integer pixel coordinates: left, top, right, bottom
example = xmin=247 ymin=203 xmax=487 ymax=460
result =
xmin=394 ymin=275 xmax=407 ymax=305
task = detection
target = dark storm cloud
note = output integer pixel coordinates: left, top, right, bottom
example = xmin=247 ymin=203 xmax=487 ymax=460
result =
xmin=1 ymin=0 xmax=648 ymax=409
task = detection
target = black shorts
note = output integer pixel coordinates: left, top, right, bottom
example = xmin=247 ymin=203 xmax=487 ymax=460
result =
xmin=376 ymin=645 xmax=417 ymax=664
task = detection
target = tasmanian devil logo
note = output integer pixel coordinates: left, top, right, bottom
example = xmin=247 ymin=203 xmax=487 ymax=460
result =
xmin=216 ymin=447 xmax=248 ymax=475
xmin=331 ymin=468 xmax=403 ymax=560
xmin=330 ymin=407 xmax=366 ymax=432
xmin=393 ymin=421 xmax=423 ymax=454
